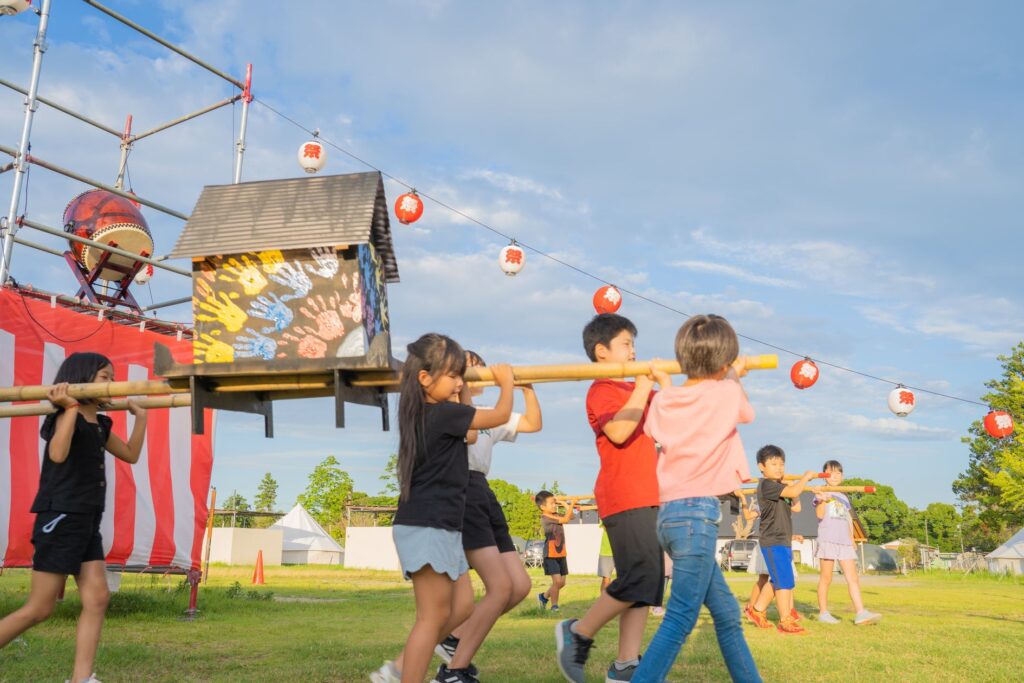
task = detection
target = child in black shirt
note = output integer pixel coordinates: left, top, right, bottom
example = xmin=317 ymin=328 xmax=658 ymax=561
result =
xmin=0 ymin=352 xmax=148 ymax=683
xmin=390 ymin=334 xmax=514 ymax=683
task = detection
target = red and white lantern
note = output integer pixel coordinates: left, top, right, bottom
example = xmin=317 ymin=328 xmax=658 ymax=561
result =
xmin=0 ymin=1 xmax=32 ymax=16
xmin=499 ymin=243 xmax=525 ymax=276
xmin=593 ymin=285 xmax=622 ymax=314
xmin=983 ymin=410 xmax=1014 ymax=439
xmin=790 ymin=358 xmax=819 ymax=389
xmin=888 ymin=386 xmax=916 ymax=417
xmin=297 ymin=139 xmax=327 ymax=174
xmin=134 ymin=263 xmax=154 ymax=286
xmin=394 ymin=191 xmax=424 ymax=225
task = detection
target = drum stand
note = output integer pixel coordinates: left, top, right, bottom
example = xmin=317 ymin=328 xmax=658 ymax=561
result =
xmin=64 ymin=245 xmax=148 ymax=313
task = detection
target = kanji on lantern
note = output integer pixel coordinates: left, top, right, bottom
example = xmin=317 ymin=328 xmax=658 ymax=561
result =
xmin=297 ymin=140 xmax=326 ymax=173
xmin=499 ymin=244 xmax=525 ymax=276
xmin=888 ymin=386 xmax=916 ymax=417
xmin=134 ymin=263 xmax=154 ymax=285
xmin=983 ymin=410 xmax=1015 ymax=439
xmin=395 ymin=191 xmax=424 ymax=225
xmin=593 ymin=285 xmax=622 ymax=314
xmin=790 ymin=358 xmax=819 ymax=389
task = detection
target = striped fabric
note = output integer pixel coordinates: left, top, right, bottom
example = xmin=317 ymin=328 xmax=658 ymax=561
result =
xmin=0 ymin=289 xmax=214 ymax=571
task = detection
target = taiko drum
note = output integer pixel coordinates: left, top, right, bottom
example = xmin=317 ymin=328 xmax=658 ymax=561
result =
xmin=63 ymin=189 xmax=153 ymax=281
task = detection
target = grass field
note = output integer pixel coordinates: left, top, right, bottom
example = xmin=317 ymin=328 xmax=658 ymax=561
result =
xmin=1 ymin=565 xmax=1022 ymax=682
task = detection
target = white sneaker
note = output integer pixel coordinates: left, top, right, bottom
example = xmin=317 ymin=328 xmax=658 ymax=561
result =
xmin=854 ymin=610 xmax=882 ymax=625
xmin=369 ymin=661 xmax=400 ymax=683
xmin=66 ymin=676 xmax=102 ymax=683
xmin=817 ymin=611 xmax=840 ymax=624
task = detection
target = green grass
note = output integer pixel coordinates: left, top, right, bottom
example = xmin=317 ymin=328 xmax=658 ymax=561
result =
xmin=2 ymin=565 xmax=1022 ymax=682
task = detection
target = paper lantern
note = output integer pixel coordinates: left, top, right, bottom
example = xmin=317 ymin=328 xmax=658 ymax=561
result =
xmin=394 ymin=191 xmax=424 ymax=225
xmin=790 ymin=358 xmax=819 ymax=389
xmin=499 ymin=243 xmax=525 ymax=276
xmin=888 ymin=386 xmax=916 ymax=417
xmin=297 ymin=140 xmax=326 ymax=174
xmin=593 ymin=285 xmax=622 ymax=314
xmin=134 ymin=263 xmax=154 ymax=285
xmin=0 ymin=0 xmax=32 ymax=16
xmin=983 ymin=410 xmax=1014 ymax=439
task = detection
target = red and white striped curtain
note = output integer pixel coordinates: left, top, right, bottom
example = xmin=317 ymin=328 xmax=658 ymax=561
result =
xmin=0 ymin=288 xmax=214 ymax=571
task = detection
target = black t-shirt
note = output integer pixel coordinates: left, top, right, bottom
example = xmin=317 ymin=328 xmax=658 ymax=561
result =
xmin=31 ymin=413 xmax=112 ymax=514
xmin=394 ymin=401 xmax=476 ymax=531
xmin=542 ymin=514 xmax=567 ymax=558
xmin=756 ymin=478 xmax=792 ymax=547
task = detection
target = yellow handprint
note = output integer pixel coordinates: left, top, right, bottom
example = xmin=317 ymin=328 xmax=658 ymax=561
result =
xmin=193 ymin=331 xmax=235 ymax=364
xmin=256 ymin=249 xmax=285 ymax=274
xmin=194 ymin=290 xmax=248 ymax=332
xmin=219 ymin=254 xmax=268 ymax=295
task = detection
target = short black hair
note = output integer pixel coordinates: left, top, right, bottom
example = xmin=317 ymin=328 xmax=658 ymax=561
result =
xmin=756 ymin=444 xmax=785 ymax=465
xmin=534 ymin=490 xmax=554 ymax=507
xmin=582 ymin=313 xmax=638 ymax=362
xmin=823 ymin=459 xmax=843 ymax=473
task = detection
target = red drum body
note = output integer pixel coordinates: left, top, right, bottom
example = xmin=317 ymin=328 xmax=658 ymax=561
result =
xmin=63 ymin=189 xmax=154 ymax=281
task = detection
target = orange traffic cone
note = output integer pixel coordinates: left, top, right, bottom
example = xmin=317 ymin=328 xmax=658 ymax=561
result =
xmin=252 ymin=549 xmax=265 ymax=585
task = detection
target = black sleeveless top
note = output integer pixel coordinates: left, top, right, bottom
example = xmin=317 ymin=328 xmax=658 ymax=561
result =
xmin=31 ymin=413 xmax=112 ymax=514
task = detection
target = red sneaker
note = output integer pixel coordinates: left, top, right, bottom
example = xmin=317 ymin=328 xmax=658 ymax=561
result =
xmin=745 ymin=604 xmax=772 ymax=629
xmin=790 ymin=608 xmax=802 ymax=622
xmin=777 ymin=618 xmax=808 ymax=635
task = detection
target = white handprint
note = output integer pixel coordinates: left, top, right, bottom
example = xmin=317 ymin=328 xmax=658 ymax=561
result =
xmin=269 ymin=260 xmax=313 ymax=301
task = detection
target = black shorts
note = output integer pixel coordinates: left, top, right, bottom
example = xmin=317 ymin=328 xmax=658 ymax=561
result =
xmin=605 ymin=506 xmax=664 ymax=607
xmin=31 ymin=510 xmax=105 ymax=575
xmin=543 ymin=557 xmax=569 ymax=576
xmin=462 ymin=472 xmax=516 ymax=554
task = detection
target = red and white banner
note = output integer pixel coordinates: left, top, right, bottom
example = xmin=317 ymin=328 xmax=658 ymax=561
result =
xmin=0 ymin=288 xmax=214 ymax=571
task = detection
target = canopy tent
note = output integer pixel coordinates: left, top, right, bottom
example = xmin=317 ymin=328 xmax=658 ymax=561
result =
xmin=986 ymin=527 xmax=1024 ymax=575
xmin=270 ymin=504 xmax=344 ymax=565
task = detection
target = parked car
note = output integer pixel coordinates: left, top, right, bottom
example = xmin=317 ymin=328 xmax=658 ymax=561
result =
xmin=720 ymin=539 xmax=758 ymax=571
xmin=522 ymin=540 xmax=545 ymax=568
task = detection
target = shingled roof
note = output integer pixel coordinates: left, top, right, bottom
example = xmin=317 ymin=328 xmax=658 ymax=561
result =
xmin=170 ymin=171 xmax=399 ymax=282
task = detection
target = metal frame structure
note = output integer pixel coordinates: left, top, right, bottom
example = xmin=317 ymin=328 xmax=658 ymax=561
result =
xmin=0 ymin=0 xmax=254 ymax=296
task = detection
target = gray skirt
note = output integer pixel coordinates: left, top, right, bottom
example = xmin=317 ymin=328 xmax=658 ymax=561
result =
xmin=393 ymin=524 xmax=470 ymax=581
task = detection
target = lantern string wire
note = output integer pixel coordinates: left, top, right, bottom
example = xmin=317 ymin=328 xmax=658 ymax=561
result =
xmin=253 ymin=97 xmax=1004 ymax=414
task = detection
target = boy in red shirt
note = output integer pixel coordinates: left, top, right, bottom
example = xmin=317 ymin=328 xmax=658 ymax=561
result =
xmin=555 ymin=314 xmax=665 ymax=683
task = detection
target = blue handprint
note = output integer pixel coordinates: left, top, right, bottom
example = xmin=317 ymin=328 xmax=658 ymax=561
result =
xmin=233 ymin=327 xmax=278 ymax=360
xmin=269 ymin=260 xmax=313 ymax=301
xmin=248 ymin=291 xmax=293 ymax=333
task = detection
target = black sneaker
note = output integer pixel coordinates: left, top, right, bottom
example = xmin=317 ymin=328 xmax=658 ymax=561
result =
xmin=433 ymin=663 xmax=480 ymax=683
xmin=434 ymin=635 xmax=459 ymax=663
xmin=555 ymin=618 xmax=594 ymax=683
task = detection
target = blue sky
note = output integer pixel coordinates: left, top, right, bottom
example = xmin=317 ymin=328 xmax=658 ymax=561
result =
xmin=2 ymin=1 xmax=1022 ymax=511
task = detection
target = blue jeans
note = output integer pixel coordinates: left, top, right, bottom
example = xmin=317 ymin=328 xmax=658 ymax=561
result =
xmin=633 ymin=497 xmax=761 ymax=683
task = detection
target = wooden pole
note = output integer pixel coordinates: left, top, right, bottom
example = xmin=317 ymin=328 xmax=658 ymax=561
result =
xmin=202 ymin=486 xmax=216 ymax=584
xmin=738 ymin=485 xmax=876 ymax=495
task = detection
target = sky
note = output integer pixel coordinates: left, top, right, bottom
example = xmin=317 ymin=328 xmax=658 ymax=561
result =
xmin=2 ymin=1 xmax=1022 ymax=511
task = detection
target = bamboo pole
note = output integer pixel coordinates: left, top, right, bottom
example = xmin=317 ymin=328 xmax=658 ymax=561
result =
xmin=738 ymin=485 xmax=876 ymax=495
xmin=0 ymin=354 xmax=779 ymax=410
xmin=743 ymin=473 xmax=830 ymax=483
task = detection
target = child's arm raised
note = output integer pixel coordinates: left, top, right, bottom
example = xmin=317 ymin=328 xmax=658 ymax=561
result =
xmin=602 ymin=363 xmax=667 ymax=445
xmin=780 ymin=470 xmax=817 ymax=499
xmin=45 ymin=383 xmax=80 ymax=464
xmin=106 ymin=400 xmax=148 ymax=464
xmin=516 ymin=384 xmax=543 ymax=434
xmin=470 ymin=364 xmax=515 ymax=430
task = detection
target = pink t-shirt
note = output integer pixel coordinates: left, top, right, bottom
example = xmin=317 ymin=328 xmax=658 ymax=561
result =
xmin=644 ymin=380 xmax=754 ymax=502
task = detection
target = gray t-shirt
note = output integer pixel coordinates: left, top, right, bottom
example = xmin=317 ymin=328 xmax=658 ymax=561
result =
xmin=468 ymin=412 xmax=521 ymax=475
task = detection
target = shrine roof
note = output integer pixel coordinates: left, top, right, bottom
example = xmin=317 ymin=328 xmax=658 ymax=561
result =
xmin=169 ymin=171 xmax=399 ymax=282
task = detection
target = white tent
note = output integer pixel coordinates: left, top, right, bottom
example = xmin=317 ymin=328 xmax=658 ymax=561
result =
xmin=986 ymin=527 xmax=1024 ymax=575
xmin=270 ymin=505 xmax=344 ymax=565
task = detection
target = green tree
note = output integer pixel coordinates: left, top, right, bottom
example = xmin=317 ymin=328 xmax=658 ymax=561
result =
xmin=217 ymin=491 xmax=252 ymax=528
xmin=254 ymin=472 xmax=279 ymax=512
xmin=845 ymin=478 xmax=911 ymax=544
xmin=297 ymin=456 xmax=354 ymax=541
xmin=953 ymin=342 xmax=1024 ymax=535
xmin=905 ymin=503 xmax=962 ymax=552
xmin=379 ymin=453 xmax=399 ymax=497
xmin=490 ymin=479 xmax=543 ymax=540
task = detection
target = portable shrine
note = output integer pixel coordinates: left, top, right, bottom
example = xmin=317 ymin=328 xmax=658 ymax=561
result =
xmin=158 ymin=171 xmax=400 ymax=436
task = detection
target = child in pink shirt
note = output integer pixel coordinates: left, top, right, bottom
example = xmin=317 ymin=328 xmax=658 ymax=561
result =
xmin=632 ymin=314 xmax=761 ymax=683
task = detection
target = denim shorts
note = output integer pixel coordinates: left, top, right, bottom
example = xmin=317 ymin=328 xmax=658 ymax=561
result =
xmin=393 ymin=525 xmax=469 ymax=580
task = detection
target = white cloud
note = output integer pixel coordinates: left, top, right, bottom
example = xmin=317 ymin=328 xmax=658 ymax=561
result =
xmin=461 ymin=169 xmax=563 ymax=200
xmin=671 ymin=259 xmax=799 ymax=288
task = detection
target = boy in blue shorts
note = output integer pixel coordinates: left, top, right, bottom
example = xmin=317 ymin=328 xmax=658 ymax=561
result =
xmin=749 ymin=445 xmax=815 ymax=635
